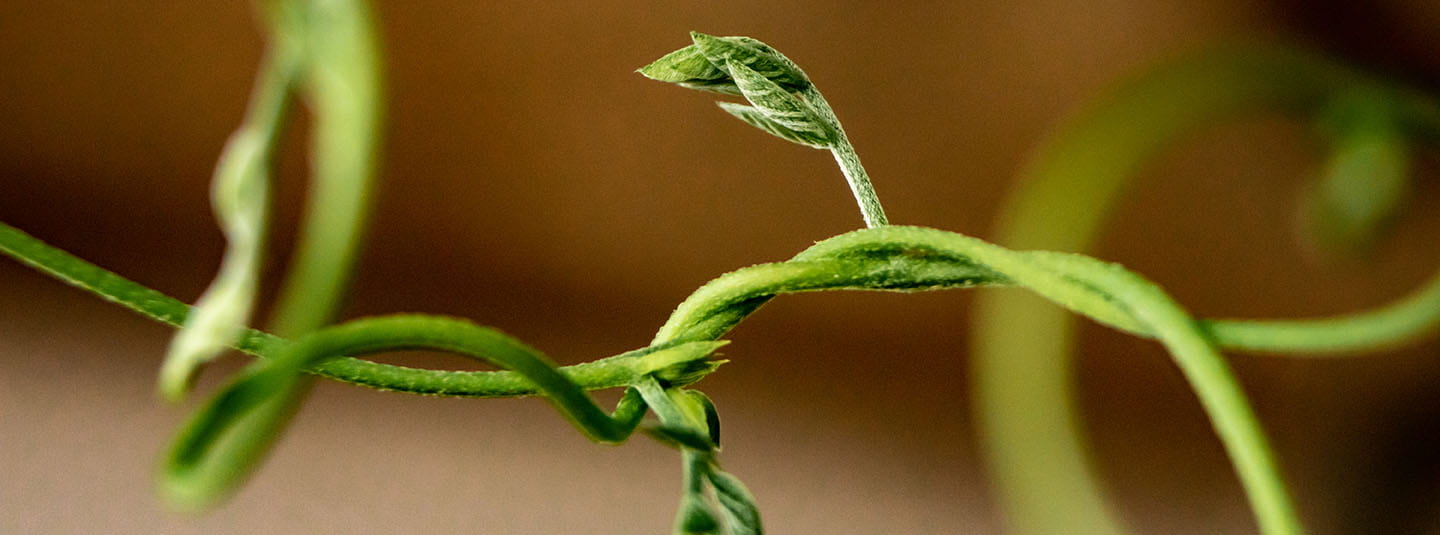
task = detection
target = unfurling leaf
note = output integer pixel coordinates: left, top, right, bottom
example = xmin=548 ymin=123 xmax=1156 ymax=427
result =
xmin=689 ymin=32 xmax=810 ymax=92
xmin=639 ymin=44 xmax=730 ymax=86
xmin=717 ymin=102 xmax=832 ymax=148
xmin=637 ymin=32 xmax=811 ymax=96
xmin=638 ymin=340 xmax=729 ymax=386
xmin=1305 ymin=92 xmax=1411 ymax=255
xmin=708 ymin=469 xmax=763 ymax=535
xmin=646 ymin=424 xmax=718 ymax=451
xmin=678 ymin=79 xmax=744 ymax=96
xmin=726 ymin=60 xmax=831 ymax=141
xmin=676 ymin=494 xmax=721 ymax=534
xmin=682 ymin=389 xmax=721 ymax=447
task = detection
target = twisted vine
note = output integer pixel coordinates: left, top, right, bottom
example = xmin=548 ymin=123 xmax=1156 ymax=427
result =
xmin=2 ymin=16 xmax=1439 ymax=535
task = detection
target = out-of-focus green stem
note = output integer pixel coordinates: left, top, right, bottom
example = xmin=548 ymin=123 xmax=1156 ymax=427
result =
xmin=971 ymin=44 xmax=1440 ymax=535
xmin=157 ymin=6 xmax=306 ymax=400
xmin=268 ymin=0 xmax=383 ymax=336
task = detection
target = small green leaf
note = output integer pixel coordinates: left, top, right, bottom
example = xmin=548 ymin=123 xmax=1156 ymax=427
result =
xmin=1307 ymin=130 xmax=1409 ymax=253
xmin=689 ymin=32 xmax=810 ymax=92
xmin=1305 ymin=92 xmax=1411 ymax=255
xmin=639 ymin=340 xmax=729 ymax=386
xmin=678 ymin=79 xmax=743 ymax=96
xmin=682 ymin=390 xmax=721 ymax=447
xmin=717 ymin=102 xmax=831 ymax=149
xmin=676 ymin=494 xmax=721 ymax=534
xmin=708 ymin=469 xmax=763 ymax=535
xmin=639 ymin=44 xmax=729 ymax=84
xmin=646 ymin=423 xmax=718 ymax=451
xmin=640 ymin=32 xmax=813 ymax=97
xmin=726 ymin=60 xmax=830 ymax=140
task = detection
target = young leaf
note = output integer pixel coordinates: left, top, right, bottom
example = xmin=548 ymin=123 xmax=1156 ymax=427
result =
xmin=1305 ymin=93 xmax=1411 ymax=255
xmin=678 ymin=79 xmax=743 ymax=96
xmin=1307 ymin=130 xmax=1410 ymax=253
xmin=717 ymin=102 xmax=832 ymax=149
xmin=682 ymin=389 xmax=722 ymax=447
xmin=640 ymin=32 xmax=813 ymax=97
xmin=726 ymin=60 xmax=831 ymax=140
xmin=708 ymin=469 xmax=763 ymax=535
xmin=639 ymin=44 xmax=729 ymax=85
xmin=689 ymin=32 xmax=810 ymax=92
xmin=676 ymin=493 xmax=721 ymax=535
xmin=637 ymin=340 xmax=729 ymax=386
xmin=646 ymin=424 xmax=719 ymax=451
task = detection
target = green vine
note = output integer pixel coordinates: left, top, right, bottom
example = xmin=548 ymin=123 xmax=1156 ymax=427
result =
xmin=2 ymin=9 xmax=1439 ymax=534
xmin=971 ymin=44 xmax=1440 ymax=535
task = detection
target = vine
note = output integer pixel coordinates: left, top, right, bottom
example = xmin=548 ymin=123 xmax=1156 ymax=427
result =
xmin=2 ymin=6 xmax=1439 ymax=534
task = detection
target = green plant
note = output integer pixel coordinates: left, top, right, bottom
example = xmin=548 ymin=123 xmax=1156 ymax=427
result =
xmin=3 ymin=4 xmax=1439 ymax=534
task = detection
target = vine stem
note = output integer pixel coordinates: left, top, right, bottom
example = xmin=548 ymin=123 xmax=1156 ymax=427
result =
xmin=267 ymin=0 xmax=382 ymax=336
xmin=5 ymin=219 xmax=1439 ymax=395
xmin=805 ymin=87 xmax=888 ymax=228
xmin=972 ymin=44 xmax=1440 ymax=535
xmin=0 ymin=222 xmax=725 ymax=397
xmin=7 ymin=217 xmax=1440 ymax=529
xmin=158 ymin=12 xmax=304 ymax=400
xmin=161 ymin=314 xmax=655 ymax=509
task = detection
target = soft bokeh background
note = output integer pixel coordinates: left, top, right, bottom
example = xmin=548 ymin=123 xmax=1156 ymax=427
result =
xmin=3 ymin=1 xmax=1439 ymax=533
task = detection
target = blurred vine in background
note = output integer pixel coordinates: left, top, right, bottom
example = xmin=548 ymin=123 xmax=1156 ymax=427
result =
xmin=1 ymin=2 xmax=1439 ymax=533
xmin=972 ymin=44 xmax=1440 ymax=535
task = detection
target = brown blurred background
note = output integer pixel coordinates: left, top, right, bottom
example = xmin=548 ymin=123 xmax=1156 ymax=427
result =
xmin=3 ymin=1 xmax=1440 ymax=533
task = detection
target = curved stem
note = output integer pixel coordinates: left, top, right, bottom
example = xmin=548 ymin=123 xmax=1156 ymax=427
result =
xmin=7 ymin=218 xmax=1439 ymax=394
xmin=267 ymin=0 xmax=383 ymax=336
xmin=1077 ymin=262 xmax=1301 ymax=535
xmin=158 ymin=18 xmax=304 ymax=400
xmin=805 ymin=87 xmax=888 ymax=227
xmin=9 ymin=213 xmax=1440 ymax=530
xmin=161 ymin=314 xmax=652 ymax=509
xmin=971 ymin=43 xmax=1440 ymax=535
xmin=0 ymin=222 xmax=724 ymax=397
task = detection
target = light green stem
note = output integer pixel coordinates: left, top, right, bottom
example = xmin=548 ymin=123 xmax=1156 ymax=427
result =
xmin=972 ymin=44 xmax=1440 ymax=535
xmin=268 ymin=0 xmax=383 ymax=336
xmin=8 ymin=217 xmax=1439 ymax=394
xmin=161 ymin=314 xmax=654 ymax=509
xmin=158 ymin=19 xmax=304 ymax=400
xmin=806 ymin=87 xmax=888 ymax=227
xmin=0 ymin=222 xmax=721 ymax=397
xmin=10 ymin=215 xmax=1440 ymax=528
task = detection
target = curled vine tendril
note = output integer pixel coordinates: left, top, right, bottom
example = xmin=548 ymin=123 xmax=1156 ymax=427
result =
xmin=971 ymin=43 xmax=1440 ymax=535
